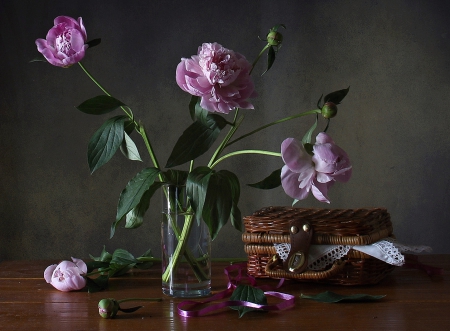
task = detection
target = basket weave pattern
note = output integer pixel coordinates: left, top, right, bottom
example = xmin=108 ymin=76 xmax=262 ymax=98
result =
xmin=242 ymin=206 xmax=395 ymax=285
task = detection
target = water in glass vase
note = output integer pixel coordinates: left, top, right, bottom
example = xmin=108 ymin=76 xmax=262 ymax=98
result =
xmin=161 ymin=184 xmax=211 ymax=297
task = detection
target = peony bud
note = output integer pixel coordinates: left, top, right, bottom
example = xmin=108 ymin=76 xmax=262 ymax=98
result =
xmin=321 ymin=102 xmax=338 ymax=119
xmin=98 ymin=298 xmax=120 ymax=319
xmin=266 ymin=31 xmax=283 ymax=46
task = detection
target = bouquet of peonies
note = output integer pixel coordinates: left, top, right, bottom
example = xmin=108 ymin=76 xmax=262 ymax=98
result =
xmin=35 ymin=16 xmax=351 ymax=293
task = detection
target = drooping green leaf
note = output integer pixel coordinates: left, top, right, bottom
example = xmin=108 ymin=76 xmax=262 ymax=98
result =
xmin=202 ymin=170 xmax=233 ymax=239
xmin=221 ymin=170 xmax=242 ymax=232
xmin=304 ymin=143 xmax=314 ymax=156
xmin=230 ymin=285 xmax=267 ymax=317
xmin=165 ymin=115 xmax=227 ymax=168
xmin=262 ymin=46 xmax=276 ymax=76
xmin=77 ymin=95 xmax=125 ymax=115
xmin=189 ymin=95 xmax=208 ymax=122
xmin=88 ymin=115 xmax=128 ymax=173
xmin=186 ymin=166 xmax=214 ymax=223
xmin=323 ymin=87 xmax=350 ymax=105
xmin=114 ymin=167 xmax=161 ymax=230
xmin=124 ymin=182 xmax=163 ymax=229
xmin=301 ymin=291 xmax=385 ymax=303
xmin=120 ymin=131 xmax=143 ymax=161
xmin=248 ymin=168 xmax=281 ymax=189
xmin=301 ymin=114 xmax=318 ymax=145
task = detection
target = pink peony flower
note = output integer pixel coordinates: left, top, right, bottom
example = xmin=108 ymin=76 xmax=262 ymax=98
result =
xmin=35 ymin=16 xmax=88 ymax=67
xmin=281 ymin=132 xmax=352 ymax=203
xmin=44 ymin=257 xmax=87 ymax=291
xmin=176 ymin=42 xmax=257 ymax=114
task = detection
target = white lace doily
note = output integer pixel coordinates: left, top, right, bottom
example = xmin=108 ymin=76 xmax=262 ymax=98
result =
xmin=274 ymin=238 xmax=432 ymax=270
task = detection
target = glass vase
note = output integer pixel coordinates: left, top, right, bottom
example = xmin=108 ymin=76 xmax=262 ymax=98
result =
xmin=161 ymin=184 xmax=211 ymax=297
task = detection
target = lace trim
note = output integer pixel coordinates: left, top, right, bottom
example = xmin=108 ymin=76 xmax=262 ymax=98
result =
xmin=273 ymin=239 xmax=432 ymax=269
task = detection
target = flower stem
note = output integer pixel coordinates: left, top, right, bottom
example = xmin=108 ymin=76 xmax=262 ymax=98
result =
xmin=226 ymin=109 xmax=321 ymax=148
xmin=162 ymin=213 xmax=196 ymax=283
xmin=249 ymin=44 xmax=270 ymax=75
xmin=78 ymin=62 xmax=161 ymax=170
xmin=209 ymin=149 xmax=281 ymax=169
xmin=208 ymin=111 xmax=245 ymax=168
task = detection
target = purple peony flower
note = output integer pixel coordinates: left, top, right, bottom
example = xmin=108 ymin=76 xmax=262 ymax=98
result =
xmin=35 ymin=16 xmax=88 ymax=67
xmin=281 ymin=132 xmax=352 ymax=203
xmin=44 ymin=257 xmax=87 ymax=291
xmin=176 ymin=42 xmax=257 ymax=114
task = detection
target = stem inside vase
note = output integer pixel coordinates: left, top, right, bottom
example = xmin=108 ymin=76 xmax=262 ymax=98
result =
xmin=161 ymin=184 xmax=211 ymax=298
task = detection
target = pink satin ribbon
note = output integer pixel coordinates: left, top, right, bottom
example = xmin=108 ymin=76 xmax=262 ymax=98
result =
xmin=177 ymin=262 xmax=295 ymax=317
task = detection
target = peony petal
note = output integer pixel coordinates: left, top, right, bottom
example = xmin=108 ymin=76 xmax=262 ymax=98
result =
xmin=315 ymin=132 xmax=334 ymax=144
xmin=281 ymin=138 xmax=313 ymax=173
xmin=44 ymin=264 xmax=57 ymax=283
xmin=54 ymin=16 xmax=79 ymax=28
xmin=333 ymin=166 xmax=352 ymax=182
xmin=69 ymin=29 xmax=86 ymax=52
xmin=281 ymin=166 xmax=311 ymax=200
xmin=71 ymin=257 xmax=87 ymax=274
xmin=311 ymin=180 xmax=333 ymax=203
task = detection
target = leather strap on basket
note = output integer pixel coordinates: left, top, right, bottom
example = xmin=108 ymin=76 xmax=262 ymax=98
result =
xmin=283 ymin=220 xmax=313 ymax=274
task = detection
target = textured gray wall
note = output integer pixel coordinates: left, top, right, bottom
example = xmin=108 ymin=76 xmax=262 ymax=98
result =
xmin=1 ymin=0 xmax=450 ymax=260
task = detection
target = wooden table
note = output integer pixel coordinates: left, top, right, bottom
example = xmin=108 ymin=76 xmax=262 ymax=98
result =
xmin=1 ymin=255 xmax=449 ymax=330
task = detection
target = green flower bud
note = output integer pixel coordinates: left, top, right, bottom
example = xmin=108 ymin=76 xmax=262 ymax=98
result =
xmin=98 ymin=298 xmax=120 ymax=319
xmin=321 ymin=102 xmax=338 ymax=119
xmin=267 ymin=31 xmax=283 ymax=46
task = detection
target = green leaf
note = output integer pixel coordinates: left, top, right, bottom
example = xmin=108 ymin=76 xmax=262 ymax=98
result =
xmin=86 ymin=274 xmax=109 ymax=293
xmin=124 ymin=182 xmax=163 ymax=229
xmin=221 ymin=170 xmax=242 ymax=232
xmin=162 ymin=169 xmax=189 ymax=186
xmin=248 ymin=168 xmax=281 ymax=189
xmin=111 ymin=248 xmax=138 ymax=265
xmin=89 ymin=246 xmax=113 ymax=263
xmin=119 ymin=306 xmax=143 ymax=313
xmin=135 ymin=249 xmax=155 ymax=270
xmin=165 ymin=115 xmax=227 ymax=168
xmin=77 ymin=95 xmax=125 ymax=115
xmin=85 ymin=260 xmax=110 ymax=273
xmin=230 ymin=285 xmax=267 ymax=317
xmin=323 ymin=87 xmax=350 ymax=105
xmin=301 ymin=114 xmax=318 ymax=145
xmin=186 ymin=166 xmax=213 ymax=223
xmin=88 ymin=115 xmax=128 ymax=173
xmin=304 ymin=143 xmax=314 ymax=155
xmin=202 ymin=170 xmax=234 ymax=239
xmin=189 ymin=95 xmax=207 ymax=122
xmin=271 ymin=24 xmax=286 ymax=32
xmin=301 ymin=291 xmax=385 ymax=303
xmin=107 ymin=249 xmax=138 ymax=277
xmin=262 ymin=46 xmax=276 ymax=76
xmin=120 ymin=131 xmax=143 ymax=161
xmin=114 ymin=167 xmax=161 ymax=230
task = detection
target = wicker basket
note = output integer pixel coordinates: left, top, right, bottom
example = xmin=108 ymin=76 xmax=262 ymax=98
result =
xmin=242 ymin=206 xmax=396 ymax=285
